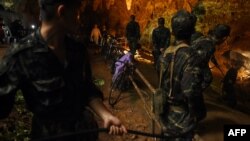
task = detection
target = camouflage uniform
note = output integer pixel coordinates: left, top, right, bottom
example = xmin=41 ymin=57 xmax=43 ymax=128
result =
xmin=190 ymin=36 xmax=218 ymax=121
xmin=0 ymin=29 xmax=102 ymax=140
xmin=221 ymin=67 xmax=238 ymax=107
xmin=157 ymin=43 xmax=201 ymax=141
xmin=152 ymin=26 xmax=171 ymax=65
xmin=125 ymin=20 xmax=140 ymax=55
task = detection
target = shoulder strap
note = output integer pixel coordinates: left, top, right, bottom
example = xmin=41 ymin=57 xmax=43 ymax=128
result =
xmin=159 ymin=43 xmax=189 ymax=98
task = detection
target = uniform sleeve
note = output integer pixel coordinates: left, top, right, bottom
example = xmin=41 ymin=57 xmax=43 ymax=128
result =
xmin=125 ymin=23 xmax=129 ymax=38
xmin=152 ymin=29 xmax=157 ymax=47
xmin=136 ymin=23 xmax=141 ymax=39
xmin=165 ymin=29 xmax=171 ymax=48
xmin=0 ymin=52 xmax=20 ymax=119
xmin=181 ymin=56 xmax=202 ymax=116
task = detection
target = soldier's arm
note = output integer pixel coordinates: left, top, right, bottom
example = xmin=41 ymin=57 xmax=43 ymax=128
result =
xmin=88 ymin=98 xmax=127 ymax=135
xmin=152 ymin=30 xmax=157 ymax=47
xmin=181 ymin=58 xmax=202 ymax=117
xmin=137 ymin=23 xmax=141 ymax=39
xmin=125 ymin=23 xmax=129 ymax=38
xmin=211 ymin=54 xmax=219 ymax=67
xmin=84 ymin=47 xmax=127 ymax=134
xmin=165 ymin=29 xmax=171 ymax=48
xmin=0 ymin=49 xmax=21 ymax=119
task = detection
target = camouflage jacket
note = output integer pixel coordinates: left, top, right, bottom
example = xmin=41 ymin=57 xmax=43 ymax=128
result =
xmin=191 ymin=36 xmax=217 ymax=90
xmin=191 ymin=36 xmax=216 ymax=67
xmin=0 ymin=29 xmax=102 ymax=120
xmin=157 ymin=43 xmax=202 ymax=136
xmin=152 ymin=26 xmax=171 ymax=50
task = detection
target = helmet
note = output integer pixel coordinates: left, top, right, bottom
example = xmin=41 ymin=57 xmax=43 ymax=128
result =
xmin=171 ymin=10 xmax=196 ymax=40
xmin=158 ymin=17 xmax=165 ymax=25
xmin=212 ymin=24 xmax=230 ymax=39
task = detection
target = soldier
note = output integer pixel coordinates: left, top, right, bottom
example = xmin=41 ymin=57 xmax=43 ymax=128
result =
xmin=152 ymin=17 xmax=171 ymax=68
xmin=191 ymin=31 xmax=203 ymax=43
xmin=125 ymin=15 xmax=140 ymax=56
xmin=191 ymin=24 xmax=230 ymax=121
xmin=156 ymin=10 xmax=198 ymax=141
xmin=221 ymin=59 xmax=241 ymax=108
xmin=0 ymin=0 xmax=127 ymax=140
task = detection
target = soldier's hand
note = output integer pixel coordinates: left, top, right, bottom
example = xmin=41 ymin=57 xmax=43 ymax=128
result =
xmin=103 ymin=114 xmax=127 ymax=135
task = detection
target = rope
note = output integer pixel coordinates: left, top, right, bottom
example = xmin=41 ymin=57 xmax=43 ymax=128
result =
xmin=33 ymin=128 xmax=183 ymax=141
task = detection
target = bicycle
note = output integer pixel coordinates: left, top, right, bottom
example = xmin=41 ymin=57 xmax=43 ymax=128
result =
xmin=103 ymin=36 xmax=127 ymax=74
xmin=104 ymin=36 xmax=125 ymax=61
xmin=108 ymin=53 xmax=135 ymax=106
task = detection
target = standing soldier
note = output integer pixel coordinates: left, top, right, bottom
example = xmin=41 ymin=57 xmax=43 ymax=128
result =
xmin=125 ymin=15 xmax=140 ymax=56
xmin=0 ymin=0 xmax=127 ymax=140
xmin=152 ymin=17 xmax=171 ymax=68
xmin=191 ymin=24 xmax=230 ymax=121
xmin=221 ymin=59 xmax=242 ymax=108
xmin=156 ymin=10 xmax=198 ymax=141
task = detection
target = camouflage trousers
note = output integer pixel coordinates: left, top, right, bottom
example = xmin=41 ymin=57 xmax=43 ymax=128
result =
xmin=159 ymin=105 xmax=196 ymax=141
xmin=30 ymin=109 xmax=98 ymax=141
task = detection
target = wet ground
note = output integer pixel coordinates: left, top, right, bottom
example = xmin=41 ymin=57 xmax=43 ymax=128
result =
xmin=0 ymin=44 xmax=249 ymax=141
xmin=87 ymin=47 xmax=250 ymax=141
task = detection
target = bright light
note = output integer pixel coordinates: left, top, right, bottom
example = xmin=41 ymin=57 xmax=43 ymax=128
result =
xmin=123 ymin=50 xmax=129 ymax=54
xmin=31 ymin=24 xmax=36 ymax=29
xmin=230 ymin=50 xmax=250 ymax=81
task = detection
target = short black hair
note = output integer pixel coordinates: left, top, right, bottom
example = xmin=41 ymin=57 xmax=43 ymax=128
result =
xmin=130 ymin=15 xmax=135 ymax=21
xmin=212 ymin=24 xmax=231 ymax=39
xmin=39 ymin=0 xmax=82 ymax=21
xmin=171 ymin=10 xmax=196 ymax=40
xmin=158 ymin=17 xmax=165 ymax=25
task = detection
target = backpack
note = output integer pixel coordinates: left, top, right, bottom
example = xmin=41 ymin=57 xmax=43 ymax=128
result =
xmin=154 ymin=43 xmax=189 ymax=115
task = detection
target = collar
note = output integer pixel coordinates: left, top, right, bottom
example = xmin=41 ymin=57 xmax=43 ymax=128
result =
xmin=33 ymin=28 xmax=49 ymax=52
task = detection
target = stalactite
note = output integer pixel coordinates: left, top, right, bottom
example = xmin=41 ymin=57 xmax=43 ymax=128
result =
xmin=93 ymin=0 xmax=102 ymax=11
xmin=106 ymin=0 xmax=115 ymax=10
xmin=126 ymin=0 xmax=132 ymax=10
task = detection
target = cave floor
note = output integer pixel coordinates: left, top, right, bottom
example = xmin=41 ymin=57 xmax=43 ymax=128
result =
xmin=0 ymin=45 xmax=249 ymax=141
xmin=88 ymin=47 xmax=250 ymax=141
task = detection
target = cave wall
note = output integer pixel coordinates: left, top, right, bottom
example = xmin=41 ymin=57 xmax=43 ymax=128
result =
xmin=97 ymin=0 xmax=250 ymax=50
xmin=90 ymin=0 xmax=250 ymax=79
xmin=2 ymin=0 xmax=250 ymax=79
xmin=5 ymin=0 xmax=250 ymax=62
xmin=8 ymin=0 xmax=250 ymax=51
